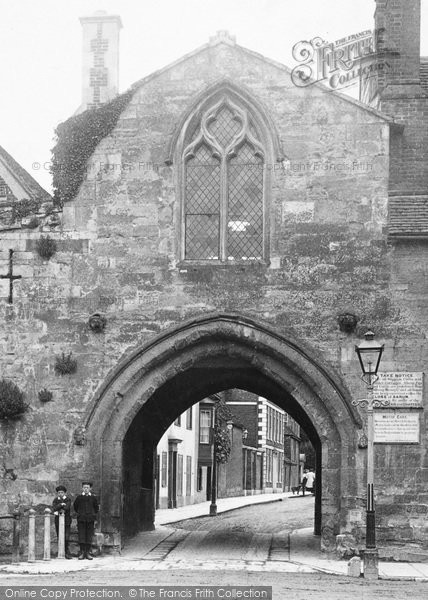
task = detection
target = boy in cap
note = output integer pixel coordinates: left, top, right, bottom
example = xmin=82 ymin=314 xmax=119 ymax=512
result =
xmin=52 ymin=485 xmax=73 ymax=559
xmin=73 ymin=481 xmax=99 ymax=560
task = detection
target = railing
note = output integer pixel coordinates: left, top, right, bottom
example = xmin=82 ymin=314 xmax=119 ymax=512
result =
xmin=0 ymin=508 xmax=66 ymax=563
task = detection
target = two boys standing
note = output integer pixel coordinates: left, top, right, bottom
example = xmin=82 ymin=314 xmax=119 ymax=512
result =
xmin=52 ymin=481 xmax=99 ymax=560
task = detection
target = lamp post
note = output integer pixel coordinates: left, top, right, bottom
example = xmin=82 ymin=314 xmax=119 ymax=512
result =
xmin=353 ymin=330 xmax=387 ymax=580
xmin=210 ymin=403 xmax=218 ymax=516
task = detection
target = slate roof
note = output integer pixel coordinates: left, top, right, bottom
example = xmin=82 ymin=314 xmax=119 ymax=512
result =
xmin=388 ymin=195 xmax=428 ymax=239
xmin=0 ymin=144 xmax=51 ymax=201
xmin=421 ymin=57 xmax=428 ymax=94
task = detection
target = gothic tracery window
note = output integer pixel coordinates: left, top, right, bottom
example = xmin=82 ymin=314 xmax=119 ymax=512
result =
xmin=182 ymin=96 xmax=266 ymax=262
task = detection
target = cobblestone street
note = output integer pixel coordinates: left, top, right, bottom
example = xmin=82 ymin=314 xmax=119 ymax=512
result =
xmin=135 ymin=494 xmax=315 ymax=565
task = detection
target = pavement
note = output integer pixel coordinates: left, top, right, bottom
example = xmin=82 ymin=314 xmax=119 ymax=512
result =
xmin=1 ymin=491 xmax=428 ymax=580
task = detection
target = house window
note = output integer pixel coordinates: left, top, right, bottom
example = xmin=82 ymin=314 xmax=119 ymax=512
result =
xmin=268 ymin=407 xmax=273 ymax=441
xmin=186 ymin=456 xmax=192 ymax=496
xmin=199 ymin=409 xmax=212 ymax=444
xmin=182 ymin=96 xmax=266 ymax=263
xmin=174 ymin=414 xmax=181 ymax=427
xmin=161 ymin=451 xmax=167 ymax=487
xmin=186 ymin=407 xmax=193 ymax=430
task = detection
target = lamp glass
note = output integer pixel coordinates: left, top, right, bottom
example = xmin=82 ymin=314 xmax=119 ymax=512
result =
xmin=355 ymin=331 xmax=384 ymax=376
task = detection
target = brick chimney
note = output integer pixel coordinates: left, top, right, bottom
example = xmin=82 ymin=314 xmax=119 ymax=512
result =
xmin=374 ymin=1 xmax=428 ymax=199
xmin=374 ymin=0 xmax=422 ymax=97
xmin=78 ymin=10 xmax=122 ymax=113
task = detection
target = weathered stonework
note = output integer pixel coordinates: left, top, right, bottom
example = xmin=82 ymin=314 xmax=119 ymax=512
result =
xmin=1 ymin=18 xmax=428 ymax=558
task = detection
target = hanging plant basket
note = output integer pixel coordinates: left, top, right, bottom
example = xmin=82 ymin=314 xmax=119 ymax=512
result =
xmin=54 ymin=352 xmax=77 ymax=376
xmin=38 ymin=388 xmax=53 ymax=403
xmin=0 ymin=379 xmax=29 ymax=420
xmin=36 ymin=235 xmax=57 ymax=260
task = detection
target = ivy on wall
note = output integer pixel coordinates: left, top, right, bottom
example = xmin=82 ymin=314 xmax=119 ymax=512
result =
xmin=214 ymin=397 xmax=235 ymax=464
xmin=11 ymin=198 xmax=42 ymax=221
xmin=51 ymin=88 xmax=134 ymax=206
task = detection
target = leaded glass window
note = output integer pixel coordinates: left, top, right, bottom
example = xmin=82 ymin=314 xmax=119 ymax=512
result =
xmin=182 ymin=97 xmax=265 ymax=262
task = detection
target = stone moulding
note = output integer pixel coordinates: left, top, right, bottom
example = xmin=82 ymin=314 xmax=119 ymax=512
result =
xmin=64 ymin=312 xmax=364 ymax=550
xmin=84 ymin=311 xmax=362 ymax=431
xmin=165 ymin=78 xmax=286 ymax=166
xmin=337 ymin=312 xmax=359 ymax=333
xmin=88 ymin=312 xmax=107 ymax=333
xmin=74 ymin=425 xmax=86 ymax=446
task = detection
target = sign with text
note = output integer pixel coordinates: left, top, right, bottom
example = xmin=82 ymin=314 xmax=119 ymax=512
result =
xmin=374 ymin=412 xmax=420 ymax=444
xmin=374 ymin=372 xmax=424 ymax=407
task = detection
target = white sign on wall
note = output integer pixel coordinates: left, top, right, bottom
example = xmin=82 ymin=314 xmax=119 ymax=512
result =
xmin=374 ymin=412 xmax=420 ymax=444
xmin=374 ymin=372 xmax=424 ymax=408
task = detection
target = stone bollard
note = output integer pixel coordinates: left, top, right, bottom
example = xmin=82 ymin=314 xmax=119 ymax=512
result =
xmin=12 ymin=509 xmax=21 ymax=564
xmin=43 ymin=508 xmax=51 ymax=561
xmin=347 ymin=556 xmax=361 ymax=577
xmin=57 ymin=512 xmax=65 ymax=559
xmin=28 ymin=509 xmax=36 ymax=562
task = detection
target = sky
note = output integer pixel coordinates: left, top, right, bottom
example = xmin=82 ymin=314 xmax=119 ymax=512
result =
xmin=1 ymin=0 xmax=427 ymax=193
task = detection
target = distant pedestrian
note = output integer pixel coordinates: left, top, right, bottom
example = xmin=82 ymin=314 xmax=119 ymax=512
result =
xmin=301 ymin=469 xmax=308 ymax=496
xmin=73 ymin=482 xmax=99 ymax=560
xmin=305 ymin=468 xmax=315 ymax=494
xmin=52 ymin=485 xmax=73 ymax=559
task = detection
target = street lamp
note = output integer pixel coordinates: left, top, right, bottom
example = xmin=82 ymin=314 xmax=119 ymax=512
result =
xmin=353 ymin=330 xmax=387 ymax=580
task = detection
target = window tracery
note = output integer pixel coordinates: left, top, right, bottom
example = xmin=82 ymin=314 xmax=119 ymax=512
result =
xmin=182 ymin=96 xmax=266 ymax=262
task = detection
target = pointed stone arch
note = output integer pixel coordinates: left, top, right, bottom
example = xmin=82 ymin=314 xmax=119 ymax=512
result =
xmin=77 ymin=312 xmax=362 ymax=551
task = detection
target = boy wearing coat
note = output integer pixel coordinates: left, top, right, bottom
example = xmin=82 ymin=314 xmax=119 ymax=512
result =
xmin=73 ymin=481 xmax=99 ymax=560
xmin=52 ymin=484 xmax=73 ymax=559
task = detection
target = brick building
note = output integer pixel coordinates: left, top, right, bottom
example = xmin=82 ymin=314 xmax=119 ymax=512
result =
xmin=1 ymin=0 xmax=428 ymax=557
xmin=283 ymin=415 xmax=301 ymax=491
xmin=226 ymin=391 xmax=288 ymax=493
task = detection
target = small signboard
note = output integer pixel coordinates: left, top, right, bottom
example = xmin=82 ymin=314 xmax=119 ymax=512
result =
xmin=349 ymin=509 xmax=363 ymax=523
xmin=374 ymin=412 xmax=420 ymax=444
xmin=374 ymin=372 xmax=423 ymax=408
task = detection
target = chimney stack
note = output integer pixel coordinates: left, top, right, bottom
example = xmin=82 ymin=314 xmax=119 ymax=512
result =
xmin=374 ymin=0 xmax=422 ymax=97
xmin=78 ymin=10 xmax=122 ymax=112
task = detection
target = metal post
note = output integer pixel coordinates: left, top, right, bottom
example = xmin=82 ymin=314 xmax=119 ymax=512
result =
xmin=43 ymin=508 xmax=51 ymax=561
xmin=57 ymin=511 xmax=65 ymax=559
xmin=28 ymin=509 xmax=36 ymax=562
xmin=366 ymin=382 xmax=375 ymax=546
xmin=364 ymin=380 xmax=379 ymax=579
xmin=12 ymin=509 xmax=21 ymax=564
xmin=209 ymin=404 xmax=217 ymax=516
xmin=243 ymin=448 xmax=248 ymax=494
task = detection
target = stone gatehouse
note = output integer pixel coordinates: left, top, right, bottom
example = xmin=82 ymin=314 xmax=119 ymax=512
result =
xmin=1 ymin=0 xmax=428 ymax=556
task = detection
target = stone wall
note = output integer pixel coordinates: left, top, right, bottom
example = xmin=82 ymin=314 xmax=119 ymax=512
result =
xmin=0 ymin=39 xmax=427 ymax=553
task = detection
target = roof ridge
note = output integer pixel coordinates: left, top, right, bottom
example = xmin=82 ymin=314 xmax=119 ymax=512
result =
xmin=0 ymin=144 xmax=51 ymax=201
